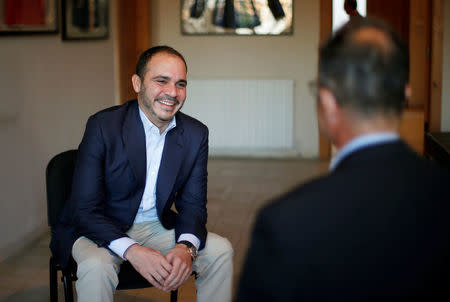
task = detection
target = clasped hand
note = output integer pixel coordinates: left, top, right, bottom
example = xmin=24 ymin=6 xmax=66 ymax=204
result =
xmin=124 ymin=244 xmax=192 ymax=292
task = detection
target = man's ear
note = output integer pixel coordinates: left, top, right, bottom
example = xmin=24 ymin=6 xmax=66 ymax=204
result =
xmin=318 ymin=88 xmax=340 ymax=126
xmin=404 ymin=84 xmax=411 ymax=104
xmin=131 ymin=74 xmax=142 ymax=93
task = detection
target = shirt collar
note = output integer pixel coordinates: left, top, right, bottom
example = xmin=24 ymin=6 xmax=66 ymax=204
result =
xmin=329 ymin=132 xmax=400 ymax=171
xmin=139 ymin=106 xmax=176 ymax=135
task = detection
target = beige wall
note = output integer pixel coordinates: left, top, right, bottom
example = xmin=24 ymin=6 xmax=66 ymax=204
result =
xmin=150 ymin=0 xmax=320 ymax=157
xmin=1 ymin=0 xmax=447 ymax=262
xmin=442 ymin=0 xmax=450 ymax=131
xmin=0 ymin=10 xmax=115 ymax=261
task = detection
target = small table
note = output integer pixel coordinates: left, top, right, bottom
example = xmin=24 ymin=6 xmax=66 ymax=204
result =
xmin=425 ymin=132 xmax=450 ymax=170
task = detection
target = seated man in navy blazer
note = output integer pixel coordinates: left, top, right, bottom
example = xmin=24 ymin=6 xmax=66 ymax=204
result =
xmin=235 ymin=18 xmax=450 ymax=301
xmin=51 ymin=46 xmax=233 ymax=302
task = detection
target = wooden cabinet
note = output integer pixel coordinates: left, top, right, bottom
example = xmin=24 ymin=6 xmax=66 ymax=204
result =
xmin=399 ymin=109 xmax=424 ymax=154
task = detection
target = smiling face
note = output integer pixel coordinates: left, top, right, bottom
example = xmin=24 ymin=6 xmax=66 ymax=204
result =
xmin=132 ymin=52 xmax=187 ymax=131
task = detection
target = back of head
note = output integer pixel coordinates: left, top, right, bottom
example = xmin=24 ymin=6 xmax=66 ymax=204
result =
xmin=344 ymin=0 xmax=357 ymax=10
xmin=319 ymin=18 xmax=409 ymax=117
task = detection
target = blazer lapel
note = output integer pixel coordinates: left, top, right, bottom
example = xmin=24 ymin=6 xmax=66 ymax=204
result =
xmin=122 ymin=101 xmax=147 ymax=189
xmin=156 ymin=120 xmax=185 ymax=212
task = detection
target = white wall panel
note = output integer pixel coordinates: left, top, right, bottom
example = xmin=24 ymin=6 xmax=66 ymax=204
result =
xmin=182 ymin=79 xmax=294 ymax=156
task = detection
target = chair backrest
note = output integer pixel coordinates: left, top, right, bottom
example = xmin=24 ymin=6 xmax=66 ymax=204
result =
xmin=46 ymin=150 xmax=78 ymax=227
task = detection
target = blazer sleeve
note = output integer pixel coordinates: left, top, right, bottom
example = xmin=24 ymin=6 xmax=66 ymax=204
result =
xmin=174 ymin=127 xmax=209 ymax=250
xmin=70 ymin=115 xmax=127 ymax=247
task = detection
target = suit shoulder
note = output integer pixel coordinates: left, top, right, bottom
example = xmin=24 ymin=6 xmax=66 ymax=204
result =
xmin=90 ymin=100 xmax=137 ymax=121
xmin=260 ymin=174 xmax=333 ymax=219
xmin=386 ymin=143 xmax=450 ymax=187
xmin=177 ymin=111 xmax=208 ymax=132
xmin=412 ymin=151 xmax=450 ymax=181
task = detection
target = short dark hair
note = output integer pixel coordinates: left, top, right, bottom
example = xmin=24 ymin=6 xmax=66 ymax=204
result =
xmin=135 ymin=45 xmax=188 ymax=79
xmin=319 ymin=17 xmax=409 ymax=116
xmin=344 ymin=0 xmax=357 ymax=10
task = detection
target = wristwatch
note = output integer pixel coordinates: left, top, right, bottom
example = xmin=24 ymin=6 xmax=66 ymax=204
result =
xmin=178 ymin=240 xmax=198 ymax=261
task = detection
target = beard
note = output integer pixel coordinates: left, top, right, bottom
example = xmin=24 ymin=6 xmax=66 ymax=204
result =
xmin=139 ymin=85 xmax=182 ymax=123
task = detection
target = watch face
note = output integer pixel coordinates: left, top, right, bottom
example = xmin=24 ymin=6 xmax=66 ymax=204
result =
xmin=179 ymin=241 xmax=198 ymax=260
xmin=191 ymin=247 xmax=198 ymax=258
xmin=189 ymin=246 xmax=197 ymax=259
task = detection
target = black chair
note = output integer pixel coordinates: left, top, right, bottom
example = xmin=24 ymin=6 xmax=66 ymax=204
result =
xmin=46 ymin=149 xmax=178 ymax=302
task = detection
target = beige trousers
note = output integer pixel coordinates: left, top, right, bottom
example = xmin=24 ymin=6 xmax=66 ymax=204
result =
xmin=72 ymin=220 xmax=233 ymax=302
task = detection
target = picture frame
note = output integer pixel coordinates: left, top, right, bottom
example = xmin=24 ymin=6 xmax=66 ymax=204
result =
xmin=0 ymin=0 xmax=58 ymax=34
xmin=181 ymin=0 xmax=293 ymax=36
xmin=62 ymin=0 xmax=109 ymax=40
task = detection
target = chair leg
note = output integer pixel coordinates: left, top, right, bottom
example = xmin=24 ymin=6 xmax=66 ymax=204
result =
xmin=49 ymin=257 xmax=58 ymax=302
xmin=170 ymin=289 xmax=178 ymax=302
xmin=62 ymin=273 xmax=75 ymax=302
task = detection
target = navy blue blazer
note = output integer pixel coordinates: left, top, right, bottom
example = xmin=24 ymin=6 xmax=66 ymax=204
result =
xmin=236 ymin=141 xmax=450 ymax=301
xmin=51 ymin=100 xmax=209 ymax=268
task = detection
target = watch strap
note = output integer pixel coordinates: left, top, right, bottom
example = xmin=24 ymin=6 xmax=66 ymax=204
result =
xmin=178 ymin=240 xmax=198 ymax=261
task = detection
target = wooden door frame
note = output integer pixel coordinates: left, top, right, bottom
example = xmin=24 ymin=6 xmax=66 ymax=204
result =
xmin=319 ymin=0 xmax=332 ymax=159
xmin=318 ymin=0 xmax=445 ymax=159
xmin=115 ymin=0 xmax=151 ymax=104
xmin=429 ymin=0 xmax=444 ymax=131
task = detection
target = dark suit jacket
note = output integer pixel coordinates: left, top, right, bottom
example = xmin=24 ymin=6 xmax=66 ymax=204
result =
xmin=51 ymin=100 xmax=209 ymax=268
xmin=236 ymin=141 xmax=450 ymax=301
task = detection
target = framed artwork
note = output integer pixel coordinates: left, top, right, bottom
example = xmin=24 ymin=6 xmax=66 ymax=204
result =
xmin=0 ymin=0 xmax=58 ymax=34
xmin=62 ymin=0 xmax=108 ymax=40
xmin=181 ymin=0 xmax=293 ymax=35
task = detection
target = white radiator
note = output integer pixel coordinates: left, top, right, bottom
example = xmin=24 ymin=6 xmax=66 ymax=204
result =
xmin=181 ymin=79 xmax=294 ymax=157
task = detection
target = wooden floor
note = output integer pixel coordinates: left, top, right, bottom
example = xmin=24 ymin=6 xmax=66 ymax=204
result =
xmin=0 ymin=158 xmax=328 ymax=302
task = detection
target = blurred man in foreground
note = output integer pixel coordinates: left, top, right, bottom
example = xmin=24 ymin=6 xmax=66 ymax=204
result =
xmin=235 ymin=18 xmax=450 ymax=301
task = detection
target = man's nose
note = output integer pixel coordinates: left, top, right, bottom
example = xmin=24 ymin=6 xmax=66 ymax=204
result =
xmin=165 ymin=83 xmax=177 ymax=97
